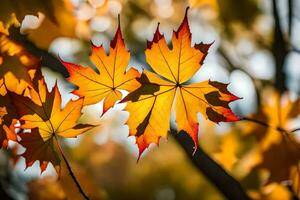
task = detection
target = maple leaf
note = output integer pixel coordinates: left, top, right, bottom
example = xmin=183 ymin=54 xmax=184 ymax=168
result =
xmin=9 ymin=74 xmax=95 ymax=173
xmin=247 ymin=92 xmax=300 ymax=151
xmin=0 ymin=72 xmax=36 ymax=150
xmin=19 ymin=128 xmax=61 ymax=174
xmin=122 ymin=8 xmax=240 ymax=157
xmin=0 ymin=17 xmax=42 ymax=149
xmin=0 ymin=98 xmax=17 ymax=149
xmin=0 ymin=22 xmax=38 ymax=148
xmin=61 ymin=19 xmax=140 ymax=116
xmin=244 ymin=91 xmax=300 ymax=196
xmin=0 ymin=16 xmax=39 ymax=95
xmin=0 ymin=55 xmax=38 ymax=95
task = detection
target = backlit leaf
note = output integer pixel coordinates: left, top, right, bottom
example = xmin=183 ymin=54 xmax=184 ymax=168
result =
xmin=9 ymin=73 xmax=95 ymax=173
xmin=0 ymin=17 xmax=39 ymax=95
xmin=61 ymin=19 xmax=140 ymax=116
xmin=0 ymin=97 xmax=17 ymax=149
xmin=123 ymin=8 xmax=240 ymax=157
xmin=245 ymin=91 xmax=300 ymax=196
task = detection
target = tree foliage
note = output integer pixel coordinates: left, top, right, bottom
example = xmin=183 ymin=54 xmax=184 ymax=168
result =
xmin=0 ymin=0 xmax=300 ymax=199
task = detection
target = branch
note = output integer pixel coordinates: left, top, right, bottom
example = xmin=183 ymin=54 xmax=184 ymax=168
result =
xmin=242 ymin=117 xmax=289 ymax=133
xmin=218 ymin=47 xmax=250 ymax=77
xmin=272 ymin=0 xmax=288 ymax=93
xmin=170 ymin=129 xmax=251 ymax=200
xmin=288 ymin=0 xmax=293 ymax=38
xmin=241 ymin=117 xmax=271 ymax=128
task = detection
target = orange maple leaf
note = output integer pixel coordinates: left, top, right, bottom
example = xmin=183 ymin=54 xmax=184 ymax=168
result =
xmin=61 ymin=18 xmax=140 ymax=116
xmin=0 ymin=16 xmax=39 ymax=96
xmin=9 ymin=72 xmax=95 ymax=174
xmin=0 ymin=65 xmax=36 ymax=149
xmin=0 ymin=97 xmax=17 ymax=149
xmin=244 ymin=91 xmax=300 ymax=196
xmin=0 ymin=37 xmax=38 ymax=148
xmin=122 ymin=8 xmax=240 ymax=158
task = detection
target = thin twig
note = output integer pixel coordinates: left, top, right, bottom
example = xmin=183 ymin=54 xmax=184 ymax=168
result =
xmin=241 ymin=117 xmax=290 ymax=133
xmin=241 ymin=117 xmax=272 ymax=128
xmin=55 ymin=137 xmax=90 ymax=200
xmin=218 ymin=47 xmax=253 ymax=79
xmin=290 ymin=127 xmax=300 ymax=133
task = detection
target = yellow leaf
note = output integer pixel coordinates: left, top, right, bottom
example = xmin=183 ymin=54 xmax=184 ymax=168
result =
xmin=244 ymin=90 xmax=300 ymax=195
xmin=123 ymin=8 xmax=240 ymax=157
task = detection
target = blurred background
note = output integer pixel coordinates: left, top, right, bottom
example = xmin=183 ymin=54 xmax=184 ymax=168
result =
xmin=1 ymin=0 xmax=300 ymax=199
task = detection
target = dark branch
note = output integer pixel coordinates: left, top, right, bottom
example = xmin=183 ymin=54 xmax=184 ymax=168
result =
xmin=242 ymin=117 xmax=289 ymax=133
xmin=171 ymin=129 xmax=251 ymax=200
xmin=288 ymin=0 xmax=293 ymax=38
xmin=217 ymin=47 xmax=254 ymax=77
xmin=272 ymin=0 xmax=288 ymax=93
xmin=241 ymin=117 xmax=271 ymax=128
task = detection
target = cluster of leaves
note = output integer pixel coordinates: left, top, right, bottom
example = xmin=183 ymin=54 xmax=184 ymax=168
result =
xmin=2 ymin=1 xmax=300 ymax=199
xmin=0 ymin=8 xmax=239 ymax=176
xmin=0 ymin=14 xmax=94 ymax=175
xmin=61 ymin=8 xmax=240 ymax=158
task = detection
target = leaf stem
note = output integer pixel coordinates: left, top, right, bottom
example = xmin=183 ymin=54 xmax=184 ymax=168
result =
xmin=55 ymin=137 xmax=90 ymax=200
